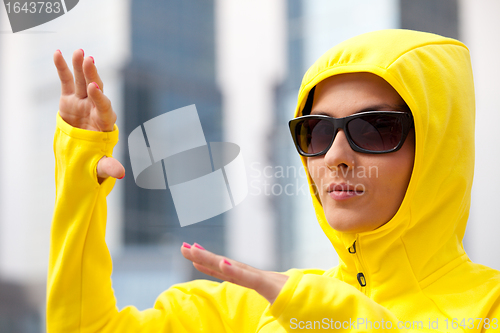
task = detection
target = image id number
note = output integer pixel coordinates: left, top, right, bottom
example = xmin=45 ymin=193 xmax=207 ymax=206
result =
xmin=444 ymin=318 xmax=498 ymax=330
xmin=5 ymin=2 xmax=61 ymax=14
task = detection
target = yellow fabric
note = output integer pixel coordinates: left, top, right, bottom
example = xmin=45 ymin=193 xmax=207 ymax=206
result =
xmin=47 ymin=29 xmax=500 ymax=332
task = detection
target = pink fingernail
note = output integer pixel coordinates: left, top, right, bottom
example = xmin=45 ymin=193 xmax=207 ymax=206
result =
xmin=93 ymin=82 xmax=101 ymax=91
xmin=182 ymin=242 xmax=191 ymax=249
xmin=56 ymin=49 xmax=62 ymax=55
xmin=193 ymin=243 xmax=205 ymax=250
xmin=80 ymin=49 xmax=84 ymax=57
xmin=223 ymin=259 xmax=232 ymax=266
xmin=118 ymin=172 xmax=125 ymax=180
xmin=90 ymin=56 xmax=95 ymax=64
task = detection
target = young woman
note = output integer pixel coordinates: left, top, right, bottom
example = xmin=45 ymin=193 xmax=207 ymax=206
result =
xmin=48 ymin=29 xmax=500 ymax=332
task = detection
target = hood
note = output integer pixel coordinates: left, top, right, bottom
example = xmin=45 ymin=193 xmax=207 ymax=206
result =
xmin=293 ymin=29 xmax=475 ymax=296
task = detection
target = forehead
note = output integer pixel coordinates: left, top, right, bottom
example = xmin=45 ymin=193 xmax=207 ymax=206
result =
xmin=309 ymin=73 xmax=408 ymax=117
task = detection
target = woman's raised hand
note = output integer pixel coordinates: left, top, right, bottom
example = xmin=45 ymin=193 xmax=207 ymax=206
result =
xmin=181 ymin=243 xmax=289 ymax=304
xmin=54 ymin=49 xmax=125 ymax=180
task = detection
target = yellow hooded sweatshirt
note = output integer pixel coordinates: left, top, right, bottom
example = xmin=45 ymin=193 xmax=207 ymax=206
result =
xmin=48 ymin=29 xmax=500 ymax=332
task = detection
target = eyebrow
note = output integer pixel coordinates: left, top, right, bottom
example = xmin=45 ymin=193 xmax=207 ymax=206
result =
xmin=311 ymin=103 xmax=411 ymax=116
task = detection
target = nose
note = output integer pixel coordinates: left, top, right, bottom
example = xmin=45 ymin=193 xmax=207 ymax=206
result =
xmin=323 ymin=129 xmax=356 ymax=171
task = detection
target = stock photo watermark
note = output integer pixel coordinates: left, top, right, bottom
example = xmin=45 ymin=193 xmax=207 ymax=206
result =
xmin=248 ymin=162 xmax=378 ymax=197
xmin=128 ymin=104 xmax=248 ymax=227
xmin=289 ymin=317 xmax=498 ymax=330
xmin=3 ymin=0 xmax=79 ymax=32
xmin=127 ymin=105 xmax=381 ymax=226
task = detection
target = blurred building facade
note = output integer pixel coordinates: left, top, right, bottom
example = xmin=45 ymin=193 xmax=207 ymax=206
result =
xmin=460 ymin=0 xmax=500 ymax=268
xmin=112 ymin=0 xmax=226 ymax=310
xmin=121 ymin=0 xmax=223 ymax=248
xmin=0 ymin=0 xmax=130 ymax=330
xmin=0 ymin=0 xmax=499 ymax=332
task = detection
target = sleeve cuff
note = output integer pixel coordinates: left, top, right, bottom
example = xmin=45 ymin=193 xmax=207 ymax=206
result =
xmin=56 ymin=111 xmax=119 ymax=144
xmin=269 ymin=269 xmax=304 ymax=318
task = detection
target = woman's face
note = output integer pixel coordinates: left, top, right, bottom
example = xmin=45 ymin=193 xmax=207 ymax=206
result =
xmin=306 ymin=73 xmax=415 ymax=233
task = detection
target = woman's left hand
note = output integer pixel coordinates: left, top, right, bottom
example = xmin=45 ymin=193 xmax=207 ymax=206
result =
xmin=181 ymin=243 xmax=289 ymax=304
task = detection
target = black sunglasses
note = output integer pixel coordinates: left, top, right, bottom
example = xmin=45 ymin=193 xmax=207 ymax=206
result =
xmin=289 ymin=111 xmax=414 ymax=156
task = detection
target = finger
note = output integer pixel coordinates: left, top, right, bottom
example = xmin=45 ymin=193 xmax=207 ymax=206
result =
xmin=180 ymin=243 xmax=283 ymax=303
xmin=96 ymin=156 xmax=125 ymax=180
xmin=72 ymin=49 xmax=87 ymax=98
xmin=87 ymin=82 xmax=116 ymax=131
xmin=189 ymin=254 xmax=245 ymax=286
xmin=181 ymin=244 xmax=228 ymax=275
xmin=219 ymin=262 xmax=287 ymax=304
xmin=189 ymin=244 xmax=230 ymax=273
xmin=180 ymin=243 xmax=195 ymax=261
xmin=194 ymin=257 xmax=264 ymax=293
xmin=192 ymin=262 xmax=230 ymax=282
xmin=53 ymin=50 xmax=75 ymax=96
xmin=181 ymin=244 xmax=218 ymax=271
xmin=181 ymin=244 xmax=223 ymax=278
xmin=218 ymin=259 xmax=263 ymax=290
xmin=182 ymin=243 xmax=257 ymax=274
xmin=82 ymin=56 xmax=104 ymax=92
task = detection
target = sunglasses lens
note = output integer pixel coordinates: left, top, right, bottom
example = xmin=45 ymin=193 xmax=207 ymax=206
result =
xmin=296 ymin=118 xmax=334 ymax=155
xmin=347 ymin=115 xmax=403 ymax=151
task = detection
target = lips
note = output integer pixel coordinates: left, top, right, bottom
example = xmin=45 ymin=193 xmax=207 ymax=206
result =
xmin=327 ymin=182 xmax=364 ymax=200
xmin=327 ymin=183 xmax=362 ymax=193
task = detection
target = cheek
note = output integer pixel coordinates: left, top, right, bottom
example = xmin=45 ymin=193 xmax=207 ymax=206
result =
xmin=307 ymin=158 xmax=326 ymax=198
xmin=372 ymin=149 xmax=414 ymax=198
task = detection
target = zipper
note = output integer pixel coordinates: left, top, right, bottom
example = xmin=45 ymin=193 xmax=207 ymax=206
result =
xmin=348 ymin=237 xmax=369 ymax=295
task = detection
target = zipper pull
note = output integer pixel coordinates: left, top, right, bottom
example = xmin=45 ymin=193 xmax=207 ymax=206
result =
xmin=349 ymin=240 xmax=367 ymax=288
xmin=357 ymin=272 xmax=367 ymax=287
xmin=348 ymin=241 xmax=356 ymax=253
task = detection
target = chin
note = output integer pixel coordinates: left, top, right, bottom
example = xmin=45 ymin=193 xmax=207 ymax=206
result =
xmin=327 ymin=216 xmax=361 ymax=233
xmin=326 ymin=212 xmax=382 ymax=233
